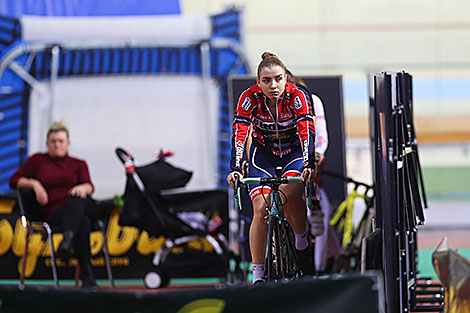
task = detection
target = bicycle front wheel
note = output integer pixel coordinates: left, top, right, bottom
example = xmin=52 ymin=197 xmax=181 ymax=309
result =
xmin=264 ymin=215 xmax=302 ymax=282
xmin=281 ymin=219 xmax=301 ymax=279
xmin=265 ymin=215 xmax=283 ymax=281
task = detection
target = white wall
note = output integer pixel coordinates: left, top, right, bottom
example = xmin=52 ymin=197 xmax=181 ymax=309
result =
xmin=181 ymin=0 xmax=470 ymax=74
xmin=181 ymin=0 xmax=470 ymax=123
xmin=29 ymin=76 xmax=220 ymax=199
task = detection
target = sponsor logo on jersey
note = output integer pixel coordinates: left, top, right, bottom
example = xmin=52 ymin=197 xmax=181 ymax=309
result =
xmin=235 ymin=140 xmax=244 ymax=167
xmin=294 ymin=96 xmax=302 ymax=110
xmin=303 ymin=139 xmax=309 ymax=162
xmin=268 ymin=133 xmax=286 ymax=139
xmin=280 ymin=112 xmax=293 ymax=119
xmin=241 ymin=97 xmax=251 ymax=111
xmin=252 ymin=118 xmax=296 ymax=132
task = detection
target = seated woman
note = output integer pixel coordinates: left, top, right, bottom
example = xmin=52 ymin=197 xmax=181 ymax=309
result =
xmin=9 ymin=121 xmax=99 ymax=289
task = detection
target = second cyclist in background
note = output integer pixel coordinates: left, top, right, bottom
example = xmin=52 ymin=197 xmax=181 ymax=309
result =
xmin=227 ymin=52 xmax=316 ymax=284
xmin=286 ymin=71 xmax=342 ymax=273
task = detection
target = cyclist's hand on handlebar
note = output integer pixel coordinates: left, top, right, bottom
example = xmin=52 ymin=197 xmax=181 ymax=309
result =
xmin=301 ymin=167 xmax=316 ymax=185
xmin=227 ymin=171 xmax=242 ymax=190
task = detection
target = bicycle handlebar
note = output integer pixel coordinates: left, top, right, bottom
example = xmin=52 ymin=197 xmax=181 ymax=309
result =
xmin=233 ymin=175 xmax=317 ymax=211
xmin=241 ymin=176 xmax=302 ymax=186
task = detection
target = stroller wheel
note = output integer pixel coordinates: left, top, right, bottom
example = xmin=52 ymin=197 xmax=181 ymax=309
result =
xmin=144 ymin=271 xmax=170 ymax=289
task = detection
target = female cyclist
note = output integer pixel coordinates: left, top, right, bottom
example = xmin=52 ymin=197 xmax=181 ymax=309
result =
xmin=227 ymin=52 xmax=316 ymax=283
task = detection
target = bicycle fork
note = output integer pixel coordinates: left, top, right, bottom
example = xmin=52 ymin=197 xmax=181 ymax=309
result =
xmin=265 ymin=195 xmax=281 ymax=281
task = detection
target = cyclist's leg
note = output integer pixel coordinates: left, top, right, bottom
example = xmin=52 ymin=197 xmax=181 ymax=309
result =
xmin=282 ymin=183 xmax=314 ymax=275
xmin=279 ymin=152 xmax=314 ymax=275
xmin=281 ymin=183 xmax=307 ymax=235
xmin=249 ymin=196 xmax=269 ymax=271
xmin=278 ymin=152 xmax=307 ymax=236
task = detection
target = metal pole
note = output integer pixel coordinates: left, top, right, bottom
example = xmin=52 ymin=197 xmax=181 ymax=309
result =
xmin=200 ymin=41 xmax=216 ymax=184
xmin=48 ymin=45 xmax=60 ymax=127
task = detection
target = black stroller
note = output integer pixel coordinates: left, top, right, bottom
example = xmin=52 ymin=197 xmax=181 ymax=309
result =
xmin=115 ymin=147 xmax=239 ymax=288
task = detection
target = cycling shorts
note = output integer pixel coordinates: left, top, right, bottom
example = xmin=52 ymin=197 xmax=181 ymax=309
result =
xmin=247 ymin=146 xmax=303 ymax=201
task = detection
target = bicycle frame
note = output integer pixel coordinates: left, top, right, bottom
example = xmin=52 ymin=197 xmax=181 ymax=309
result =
xmin=235 ymin=176 xmax=313 ymax=211
xmin=234 ymin=174 xmax=312 ymax=282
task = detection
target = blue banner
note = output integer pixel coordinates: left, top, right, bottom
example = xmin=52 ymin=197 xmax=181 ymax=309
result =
xmin=0 ymin=0 xmax=180 ymax=17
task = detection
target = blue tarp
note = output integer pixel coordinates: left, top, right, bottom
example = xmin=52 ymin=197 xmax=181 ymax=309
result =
xmin=0 ymin=0 xmax=180 ymax=17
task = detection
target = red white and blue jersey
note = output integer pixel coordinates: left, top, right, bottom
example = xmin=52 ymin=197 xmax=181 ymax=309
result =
xmin=230 ymin=82 xmax=316 ymax=173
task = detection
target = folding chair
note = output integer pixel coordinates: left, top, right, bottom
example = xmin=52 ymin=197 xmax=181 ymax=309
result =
xmin=16 ymin=189 xmax=115 ymax=289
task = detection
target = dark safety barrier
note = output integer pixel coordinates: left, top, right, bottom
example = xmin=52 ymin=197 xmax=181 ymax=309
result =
xmin=0 ymin=273 xmax=384 ymax=313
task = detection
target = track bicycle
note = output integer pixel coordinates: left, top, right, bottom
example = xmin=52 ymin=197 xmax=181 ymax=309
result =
xmin=233 ymin=166 xmax=314 ymax=282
